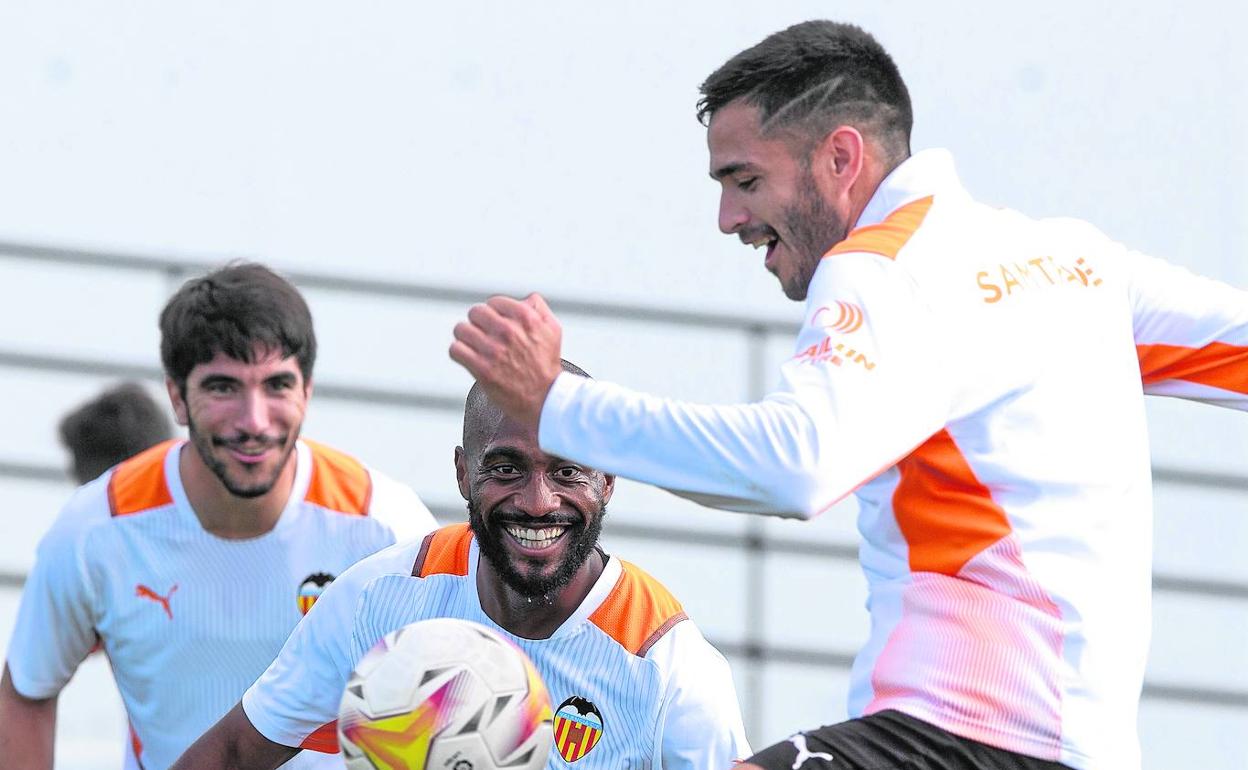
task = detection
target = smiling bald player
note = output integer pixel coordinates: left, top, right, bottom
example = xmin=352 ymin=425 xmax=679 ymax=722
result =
xmin=172 ymin=360 xmax=749 ymax=770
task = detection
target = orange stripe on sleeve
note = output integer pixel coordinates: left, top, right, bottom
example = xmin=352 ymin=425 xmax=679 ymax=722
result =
xmin=824 ymin=196 xmax=933 ymax=261
xmin=893 ymin=429 xmax=1012 ymax=575
xmin=303 ymin=439 xmax=373 ymax=515
xmin=299 ymin=720 xmax=339 ymax=753
xmin=1137 ymin=342 xmax=1248 ymax=395
xmin=107 ymin=440 xmax=177 ymax=517
xmin=414 ymin=524 xmax=473 ymax=578
xmin=588 ymin=560 xmax=686 ymax=656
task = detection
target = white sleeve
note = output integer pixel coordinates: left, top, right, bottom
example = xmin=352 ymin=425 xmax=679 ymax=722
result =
xmin=649 ymin=622 xmax=751 ymax=769
xmin=242 ymin=554 xmax=372 ymax=750
xmin=539 ymin=254 xmax=950 ymax=518
xmin=1125 ymin=249 xmax=1248 ymax=408
xmin=365 ymin=469 xmax=439 ymax=544
xmin=5 ymin=485 xmax=102 ymax=699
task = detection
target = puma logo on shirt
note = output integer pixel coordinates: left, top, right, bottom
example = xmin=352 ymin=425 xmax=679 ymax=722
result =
xmin=136 ymin=583 xmax=178 ymax=619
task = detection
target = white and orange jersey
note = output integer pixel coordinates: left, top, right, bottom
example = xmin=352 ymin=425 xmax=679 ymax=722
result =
xmin=6 ymin=438 xmax=437 ymax=770
xmin=242 ymin=523 xmax=750 ymax=769
xmin=537 ymin=149 xmax=1248 ymax=770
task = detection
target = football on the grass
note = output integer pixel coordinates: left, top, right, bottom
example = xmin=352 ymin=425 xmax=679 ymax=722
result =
xmin=338 ymin=618 xmax=553 ymax=770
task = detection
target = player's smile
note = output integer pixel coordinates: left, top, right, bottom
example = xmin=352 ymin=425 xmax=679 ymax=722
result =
xmin=477 ymin=502 xmax=595 ymax=595
xmin=503 ymin=523 xmax=569 ymax=552
xmin=216 ymin=435 xmax=285 ymax=466
xmin=741 ymin=225 xmax=782 ymax=275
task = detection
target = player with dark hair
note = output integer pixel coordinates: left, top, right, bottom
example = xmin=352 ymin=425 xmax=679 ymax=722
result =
xmin=1 ymin=262 xmax=437 ymax=770
xmin=450 ymin=19 xmax=1248 ymax=770
xmin=160 ymin=261 xmax=317 ymax=400
xmin=59 ymin=381 xmax=174 ymax=484
xmin=171 ymin=361 xmax=750 ymax=770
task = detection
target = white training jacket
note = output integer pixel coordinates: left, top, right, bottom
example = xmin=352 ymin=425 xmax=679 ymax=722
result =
xmin=537 ymin=149 xmax=1248 ymax=770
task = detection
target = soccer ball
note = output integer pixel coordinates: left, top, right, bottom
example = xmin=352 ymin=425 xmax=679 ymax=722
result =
xmin=338 ymin=618 xmax=554 ymax=770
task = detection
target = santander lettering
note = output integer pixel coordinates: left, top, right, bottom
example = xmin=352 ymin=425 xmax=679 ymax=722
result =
xmin=977 ymin=256 xmax=1102 ymax=304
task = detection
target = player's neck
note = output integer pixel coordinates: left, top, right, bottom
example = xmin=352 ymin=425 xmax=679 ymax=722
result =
xmin=477 ymin=552 xmax=605 ymax=640
xmin=178 ymin=445 xmax=296 ymax=539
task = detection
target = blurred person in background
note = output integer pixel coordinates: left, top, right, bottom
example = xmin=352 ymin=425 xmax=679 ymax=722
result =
xmin=451 ymin=19 xmax=1248 ymax=770
xmin=0 ymin=262 xmax=438 ymax=770
xmin=59 ymin=381 xmax=175 ymax=485
xmin=171 ymin=361 xmax=750 ymax=770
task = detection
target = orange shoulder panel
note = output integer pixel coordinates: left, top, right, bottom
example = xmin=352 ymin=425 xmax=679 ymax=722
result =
xmin=303 ymin=439 xmax=373 ymax=515
xmin=413 ymin=524 xmax=473 ymax=578
xmin=892 ymin=428 xmax=1012 ymax=575
xmin=588 ymin=560 xmax=687 ymax=657
xmin=824 ymin=195 xmax=934 ymax=261
xmin=107 ymin=440 xmax=177 ymax=517
xmin=1137 ymin=342 xmax=1248 ymax=395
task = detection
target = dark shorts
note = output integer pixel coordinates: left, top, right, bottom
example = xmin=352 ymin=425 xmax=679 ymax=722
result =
xmin=745 ymin=711 xmax=1073 ymax=770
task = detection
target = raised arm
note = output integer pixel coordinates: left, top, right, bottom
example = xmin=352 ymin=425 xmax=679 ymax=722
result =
xmin=452 ymin=256 xmax=949 ymax=519
xmin=536 ymin=255 xmax=949 ymax=518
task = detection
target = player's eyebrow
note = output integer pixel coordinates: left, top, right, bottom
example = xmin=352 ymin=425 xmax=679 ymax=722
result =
xmin=480 ymin=446 xmax=530 ymax=467
xmin=198 ymin=374 xmax=241 ymax=388
xmin=265 ymin=371 xmax=299 ymax=387
xmin=710 ymin=161 xmax=758 ymax=182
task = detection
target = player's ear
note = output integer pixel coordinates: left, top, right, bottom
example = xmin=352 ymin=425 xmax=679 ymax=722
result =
xmin=812 ymin=125 xmax=864 ymax=200
xmin=302 ymin=376 xmax=314 ymax=400
xmin=599 ymin=473 xmax=615 ymax=505
xmin=454 ymin=447 xmax=471 ymax=501
xmin=165 ymin=377 xmax=190 ymax=427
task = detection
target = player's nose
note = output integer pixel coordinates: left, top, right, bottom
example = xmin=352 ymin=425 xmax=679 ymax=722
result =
xmin=718 ymin=190 xmax=749 ymax=234
xmin=514 ymin=474 xmax=560 ymax=518
xmin=234 ymin=389 xmax=272 ymax=435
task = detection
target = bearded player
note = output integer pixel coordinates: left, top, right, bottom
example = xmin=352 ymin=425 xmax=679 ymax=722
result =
xmin=450 ymin=20 xmax=1247 ymax=770
xmin=0 ymin=263 xmax=438 ymax=770
xmin=172 ymin=361 xmax=750 ymax=770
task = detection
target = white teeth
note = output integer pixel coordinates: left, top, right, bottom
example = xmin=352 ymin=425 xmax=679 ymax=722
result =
xmin=504 ymin=525 xmax=565 ymax=548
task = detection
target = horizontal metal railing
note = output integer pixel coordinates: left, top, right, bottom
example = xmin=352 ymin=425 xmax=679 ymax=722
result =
xmin=2 ymin=240 xmax=1247 ymax=732
xmin=0 ymin=239 xmax=799 ymax=334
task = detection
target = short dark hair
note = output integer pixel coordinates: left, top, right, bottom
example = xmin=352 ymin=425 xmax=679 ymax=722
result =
xmin=697 ymin=21 xmax=912 ymax=162
xmin=59 ymin=382 xmax=174 ymax=483
xmin=159 ymin=262 xmax=316 ymax=391
xmin=463 ymin=360 xmax=591 ymax=450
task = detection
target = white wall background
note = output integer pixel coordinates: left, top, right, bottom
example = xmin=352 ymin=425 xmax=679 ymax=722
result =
xmin=1 ymin=1 xmax=1246 ymax=768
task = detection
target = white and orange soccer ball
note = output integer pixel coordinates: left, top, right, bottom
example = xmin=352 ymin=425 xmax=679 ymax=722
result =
xmin=338 ymin=618 xmax=554 ymax=770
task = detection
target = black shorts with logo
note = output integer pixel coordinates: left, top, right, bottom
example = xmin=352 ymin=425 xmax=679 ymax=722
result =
xmin=746 ymin=710 xmax=1074 ymax=770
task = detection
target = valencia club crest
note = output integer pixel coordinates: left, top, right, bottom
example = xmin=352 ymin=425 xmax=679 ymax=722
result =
xmin=297 ymin=572 xmax=335 ymax=615
xmin=553 ymin=695 xmax=603 ymax=762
